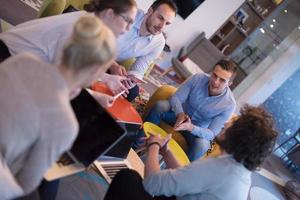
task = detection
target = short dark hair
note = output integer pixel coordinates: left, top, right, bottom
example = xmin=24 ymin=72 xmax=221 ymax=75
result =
xmin=216 ymin=105 xmax=278 ymax=171
xmin=84 ymin=0 xmax=137 ymax=15
xmin=151 ymin=0 xmax=178 ymax=13
xmin=214 ymin=59 xmax=238 ymax=81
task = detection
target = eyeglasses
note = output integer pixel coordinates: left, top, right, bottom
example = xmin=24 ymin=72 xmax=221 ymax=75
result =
xmin=116 ymin=13 xmax=134 ymax=26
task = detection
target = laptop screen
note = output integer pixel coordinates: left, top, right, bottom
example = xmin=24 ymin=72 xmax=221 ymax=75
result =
xmin=105 ymin=122 xmax=141 ymax=159
xmin=70 ymin=89 xmax=125 ymax=166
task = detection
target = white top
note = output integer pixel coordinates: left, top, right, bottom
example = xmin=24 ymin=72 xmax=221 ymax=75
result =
xmin=0 ymin=11 xmax=87 ymax=64
xmin=0 ymin=53 xmax=78 ymax=199
xmin=116 ymin=9 xmax=165 ymax=79
xmin=143 ymin=155 xmax=252 ymax=200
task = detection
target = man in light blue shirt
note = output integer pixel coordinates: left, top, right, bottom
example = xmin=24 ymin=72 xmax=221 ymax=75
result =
xmin=144 ymin=59 xmax=237 ymax=161
xmin=109 ymin=0 xmax=177 ymax=101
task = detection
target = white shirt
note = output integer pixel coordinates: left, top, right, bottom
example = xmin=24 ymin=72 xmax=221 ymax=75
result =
xmin=143 ymin=155 xmax=252 ymax=200
xmin=0 ymin=11 xmax=87 ymax=64
xmin=0 ymin=53 xmax=78 ymax=199
xmin=116 ymin=9 xmax=165 ymax=79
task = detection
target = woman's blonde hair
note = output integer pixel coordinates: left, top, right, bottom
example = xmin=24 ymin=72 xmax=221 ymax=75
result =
xmin=62 ymin=14 xmax=116 ymax=71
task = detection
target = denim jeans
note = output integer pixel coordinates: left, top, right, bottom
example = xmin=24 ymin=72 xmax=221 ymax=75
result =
xmin=143 ymin=100 xmax=210 ymax=161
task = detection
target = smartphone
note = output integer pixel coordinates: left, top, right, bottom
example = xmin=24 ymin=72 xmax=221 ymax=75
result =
xmin=174 ymin=115 xmax=189 ymax=128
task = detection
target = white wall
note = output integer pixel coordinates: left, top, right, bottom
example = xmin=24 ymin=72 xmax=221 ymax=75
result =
xmin=136 ymin=0 xmax=245 ymax=68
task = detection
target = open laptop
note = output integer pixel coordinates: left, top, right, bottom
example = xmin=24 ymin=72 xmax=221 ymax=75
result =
xmin=105 ymin=122 xmax=141 ymax=158
xmin=44 ymin=89 xmax=126 ymax=181
xmin=93 ymin=122 xmax=143 ymax=183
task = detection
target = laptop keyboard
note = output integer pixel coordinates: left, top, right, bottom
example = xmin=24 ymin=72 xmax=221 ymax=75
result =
xmin=99 ymin=162 xmax=129 ymax=180
xmin=57 ymin=153 xmax=75 ymax=166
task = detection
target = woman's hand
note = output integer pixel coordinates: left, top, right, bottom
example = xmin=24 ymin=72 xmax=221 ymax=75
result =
xmin=88 ymin=90 xmax=115 ymax=108
xmin=146 ymin=133 xmax=172 ymax=153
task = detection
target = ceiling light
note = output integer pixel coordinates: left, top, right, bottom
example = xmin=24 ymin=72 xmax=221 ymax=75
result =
xmin=270 ymin=24 xmax=274 ymax=28
xmin=260 ymin=28 xmax=265 ymax=34
xmin=273 ymin=19 xmax=276 ymax=23
xmin=284 ymin=9 xmax=288 ymax=13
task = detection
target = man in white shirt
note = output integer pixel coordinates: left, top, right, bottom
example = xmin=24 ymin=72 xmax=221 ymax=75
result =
xmin=109 ymin=0 xmax=177 ymax=101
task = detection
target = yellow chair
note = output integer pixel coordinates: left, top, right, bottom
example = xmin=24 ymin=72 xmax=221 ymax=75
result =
xmin=0 ymin=19 xmax=13 ymax=32
xmin=143 ymin=122 xmax=190 ymax=166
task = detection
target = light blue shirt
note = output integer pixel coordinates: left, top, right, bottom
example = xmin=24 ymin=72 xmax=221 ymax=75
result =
xmin=143 ymin=155 xmax=251 ymax=200
xmin=170 ymin=73 xmax=236 ymax=140
xmin=116 ymin=9 xmax=165 ymax=79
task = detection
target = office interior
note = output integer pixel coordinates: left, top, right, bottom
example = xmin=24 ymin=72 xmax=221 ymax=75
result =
xmin=0 ymin=0 xmax=300 ymax=199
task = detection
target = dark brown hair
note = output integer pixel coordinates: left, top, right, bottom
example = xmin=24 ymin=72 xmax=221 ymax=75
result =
xmin=215 ymin=59 xmax=238 ymax=81
xmin=151 ymin=0 xmax=177 ymax=13
xmin=216 ymin=105 xmax=278 ymax=171
xmin=84 ymin=0 xmax=137 ymax=15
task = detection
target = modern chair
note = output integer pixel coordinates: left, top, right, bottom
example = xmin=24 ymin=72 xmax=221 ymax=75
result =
xmin=38 ymin=0 xmax=90 ymax=18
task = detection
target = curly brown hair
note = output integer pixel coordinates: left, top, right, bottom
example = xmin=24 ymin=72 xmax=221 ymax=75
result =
xmin=216 ymin=105 xmax=278 ymax=171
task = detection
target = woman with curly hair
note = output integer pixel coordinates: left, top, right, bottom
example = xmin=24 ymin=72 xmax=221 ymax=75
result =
xmin=104 ymin=105 xmax=278 ymax=200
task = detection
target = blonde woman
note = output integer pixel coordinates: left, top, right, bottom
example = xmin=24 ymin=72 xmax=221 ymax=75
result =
xmin=0 ymin=15 xmax=116 ymax=199
xmin=0 ymin=0 xmax=137 ymax=101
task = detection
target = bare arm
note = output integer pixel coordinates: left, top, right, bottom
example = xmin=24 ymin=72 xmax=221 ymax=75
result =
xmin=161 ymin=149 xmax=181 ymax=169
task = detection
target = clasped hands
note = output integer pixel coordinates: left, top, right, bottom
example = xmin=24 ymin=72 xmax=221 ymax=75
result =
xmin=173 ymin=112 xmax=194 ymax=132
xmin=142 ymin=133 xmax=172 ymax=156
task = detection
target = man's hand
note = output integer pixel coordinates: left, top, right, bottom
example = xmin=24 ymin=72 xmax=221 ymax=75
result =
xmin=174 ymin=112 xmax=188 ymax=129
xmin=174 ymin=116 xmax=194 ymax=132
xmin=146 ymin=133 xmax=172 ymax=151
xmin=109 ymin=62 xmax=127 ymax=76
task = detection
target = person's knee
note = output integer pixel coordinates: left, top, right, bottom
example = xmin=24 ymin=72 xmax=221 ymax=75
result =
xmin=152 ymin=100 xmax=171 ymax=113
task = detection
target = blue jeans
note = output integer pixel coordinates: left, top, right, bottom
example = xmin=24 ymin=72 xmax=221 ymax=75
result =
xmin=143 ymin=100 xmax=210 ymax=161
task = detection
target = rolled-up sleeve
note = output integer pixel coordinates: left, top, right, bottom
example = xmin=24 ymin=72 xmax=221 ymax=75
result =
xmin=129 ymin=39 xmax=165 ymax=80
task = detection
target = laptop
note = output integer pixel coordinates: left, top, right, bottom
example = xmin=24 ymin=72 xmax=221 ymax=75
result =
xmin=93 ymin=122 xmax=142 ymax=183
xmin=44 ymin=89 xmax=126 ymax=181
xmin=105 ymin=122 xmax=141 ymax=159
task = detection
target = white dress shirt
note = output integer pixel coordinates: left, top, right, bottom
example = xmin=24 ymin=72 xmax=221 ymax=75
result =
xmin=116 ymin=9 xmax=165 ymax=79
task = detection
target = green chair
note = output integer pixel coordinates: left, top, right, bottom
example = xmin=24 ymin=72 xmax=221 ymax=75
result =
xmin=0 ymin=19 xmax=13 ymax=32
xmin=38 ymin=0 xmax=90 ymax=18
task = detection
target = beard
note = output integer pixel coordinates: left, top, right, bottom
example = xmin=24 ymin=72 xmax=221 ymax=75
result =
xmin=145 ymin=16 xmax=155 ymax=34
xmin=145 ymin=14 xmax=161 ymax=35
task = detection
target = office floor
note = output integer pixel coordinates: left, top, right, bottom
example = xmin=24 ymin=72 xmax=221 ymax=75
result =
xmin=1 ymin=1 xmax=296 ymax=200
